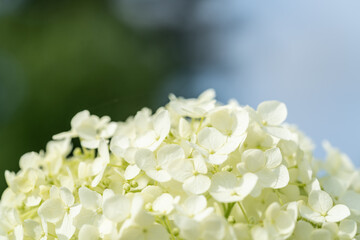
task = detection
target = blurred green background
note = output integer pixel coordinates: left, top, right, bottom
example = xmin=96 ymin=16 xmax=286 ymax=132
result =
xmin=0 ymin=0 xmax=179 ymax=191
xmin=2 ymin=0 xmax=360 ymax=193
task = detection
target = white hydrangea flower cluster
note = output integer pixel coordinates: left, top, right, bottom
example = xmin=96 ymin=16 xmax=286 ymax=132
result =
xmin=1 ymin=89 xmax=359 ymax=240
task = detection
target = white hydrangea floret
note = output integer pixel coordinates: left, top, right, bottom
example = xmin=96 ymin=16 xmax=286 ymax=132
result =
xmin=0 ymin=89 xmax=358 ymax=240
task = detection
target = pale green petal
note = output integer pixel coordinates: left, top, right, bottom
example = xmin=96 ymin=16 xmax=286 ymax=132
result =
xmin=274 ymin=211 xmax=294 ymax=235
xmin=119 ymin=226 xmax=145 ymax=240
xmin=210 ymin=172 xmax=256 ymax=202
xmin=152 ymin=109 xmax=170 ymax=138
xmin=135 ymin=149 xmax=156 ymax=171
xmin=147 ymin=224 xmax=169 ymax=240
xmin=339 ymin=190 xmax=360 ymax=213
xmin=233 ymin=223 xmax=251 ymax=240
xmin=293 ymin=220 xmax=313 ymax=240
xmin=237 ymin=173 xmax=258 ymax=199
xmin=173 ymin=215 xmax=201 ymax=240
xmin=339 ymin=219 xmax=357 ymax=239
xmin=209 ymin=107 xmax=236 ymax=134
xmin=157 ymin=144 xmax=185 ymax=167
xmin=193 ymin=157 xmax=207 ymax=174
xmin=262 ymin=165 xmax=289 ymax=189
xmin=210 ymin=172 xmax=238 ymax=202
xmin=179 ymin=117 xmax=191 ymax=138
xmin=208 ymin=154 xmax=228 ymax=165
xmin=91 ymin=169 xmax=105 ymax=187
xmin=146 ymin=169 xmax=171 ymax=183
xmin=14 ymin=225 xmax=23 ymax=240
xmin=265 ymin=147 xmax=282 ymax=169
xmin=56 ymin=213 xmax=76 ymax=240
xmin=167 ymin=159 xmax=193 ymax=182
xmin=134 ymin=131 xmax=157 ymax=149
xmin=23 ymin=219 xmax=42 ymax=239
xmin=124 ymin=165 xmax=141 ymax=180
xmin=183 ymin=195 xmax=207 ymax=215
xmin=60 ymin=187 xmax=74 ymax=207
xmin=299 ymin=204 xmax=324 ymax=223
xmin=263 ymin=126 xmax=292 ymax=140
xmin=110 ymin=135 xmax=130 ymax=158
xmin=103 ymin=195 xmax=130 ymax=223
xmin=152 ymin=194 xmax=174 ymax=214
xmin=242 ymin=149 xmax=266 ymax=172
xmin=216 ymin=134 xmax=246 ymax=155
xmin=198 ymin=127 xmax=227 ymax=151
xmin=78 ymin=225 xmax=99 ymax=240
xmin=81 ymin=139 xmax=100 ymax=149
xmin=130 ymin=200 xmax=154 ymax=227
xmin=25 ymin=193 xmax=41 ymax=207
xmin=251 ymin=226 xmax=268 ymax=240
xmin=73 ymin=208 xmax=99 ymax=229
xmin=98 ymin=140 xmax=110 ymax=161
xmin=70 ymin=110 xmax=90 ymax=129
xmin=233 ymin=111 xmax=249 ymax=135
xmin=265 ymin=202 xmax=281 ymax=220
xmin=325 ymin=204 xmax=350 ymax=222
xmin=78 ymin=187 xmax=102 ymax=211
xmin=19 ymin=152 xmax=41 ymax=170
xmin=38 ymin=198 xmax=65 ymax=223
xmin=308 ymin=190 xmax=333 ymax=215
xmin=201 ymin=215 xmax=226 ymax=240
xmin=183 ymin=175 xmax=211 ymax=195
xmin=310 ymin=229 xmax=331 ymax=240
xmin=257 ymin=100 xmax=287 ymax=125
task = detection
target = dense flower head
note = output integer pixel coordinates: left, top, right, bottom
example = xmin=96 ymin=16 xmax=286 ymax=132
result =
xmin=0 ymin=89 xmax=359 ymax=240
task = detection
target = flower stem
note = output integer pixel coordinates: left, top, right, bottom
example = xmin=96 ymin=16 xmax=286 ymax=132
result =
xmin=162 ymin=216 xmax=176 ymax=240
xmin=237 ymin=201 xmax=250 ymax=224
xmin=274 ymin=189 xmax=284 ymax=205
xmin=224 ymin=202 xmax=236 ymax=219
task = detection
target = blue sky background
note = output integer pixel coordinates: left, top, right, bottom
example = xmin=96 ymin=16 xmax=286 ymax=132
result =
xmin=183 ymin=0 xmax=360 ymax=164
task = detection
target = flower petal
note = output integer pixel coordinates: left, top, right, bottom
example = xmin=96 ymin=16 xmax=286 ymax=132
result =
xmin=184 ymin=195 xmax=207 ymax=215
xmin=152 ymin=193 xmax=174 ymax=214
xmin=167 ymin=159 xmax=193 ymax=182
xmin=78 ymin=225 xmax=99 ymax=240
xmin=56 ymin=213 xmax=76 ymax=240
xmin=157 ymin=144 xmax=185 ymax=167
xmin=308 ymin=190 xmax=333 ymax=215
xmin=135 ymin=149 xmax=156 ymax=171
xmin=60 ymin=187 xmax=74 ymax=207
xmin=299 ymin=204 xmax=324 ymax=223
xmin=152 ymin=109 xmax=170 ymax=139
xmin=325 ymin=204 xmax=350 ymax=222
xmin=147 ymin=224 xmax=169 ymax=240
xmin=78 ymin=187 xmax=102 ymax=211
xmin=124 ymin=164 xmax=141 ymax=180
xmin=339 ymin=219 xmax=357 ymax=239
xmin=198 ymin=127 xmax=227 ymax=152
xmin=242 ymin=149 xmax=266 ymax=172
xmin=183 ymin=175 xmax=211 ymax=195
xmin=265 ymin=147 xmax=282 ymax=169
xmin=103 ymin=195 xmax=131 ymax=223
xmin=257 ymin=101 xmax=287 ymax=125
xmin=38 ymin=198 xmax=65 ymax=223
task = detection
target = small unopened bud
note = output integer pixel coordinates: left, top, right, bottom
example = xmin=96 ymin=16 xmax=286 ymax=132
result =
xmin=130 ymin=180 xmax=138 ymax=188
xmin=73 ymin=147 xmax=82 ymax=156
xmin=249 ymin=216 xmax=256 ymax=225
xmin=222 ymin=165 xmax=233 ymax=172
xmin=145 ymin=202 xmax=152 ymax=211
xmin=227 ymin=216 xmax=236 ymax=224
xmin=172 ymin=227 xmax=180 ymax=236
xmin=123 ymin=183 xmax=131 ymax=192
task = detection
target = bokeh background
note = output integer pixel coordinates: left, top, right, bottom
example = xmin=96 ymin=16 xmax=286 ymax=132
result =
xmin=1 ymin=0 xmax=360 ymax=191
